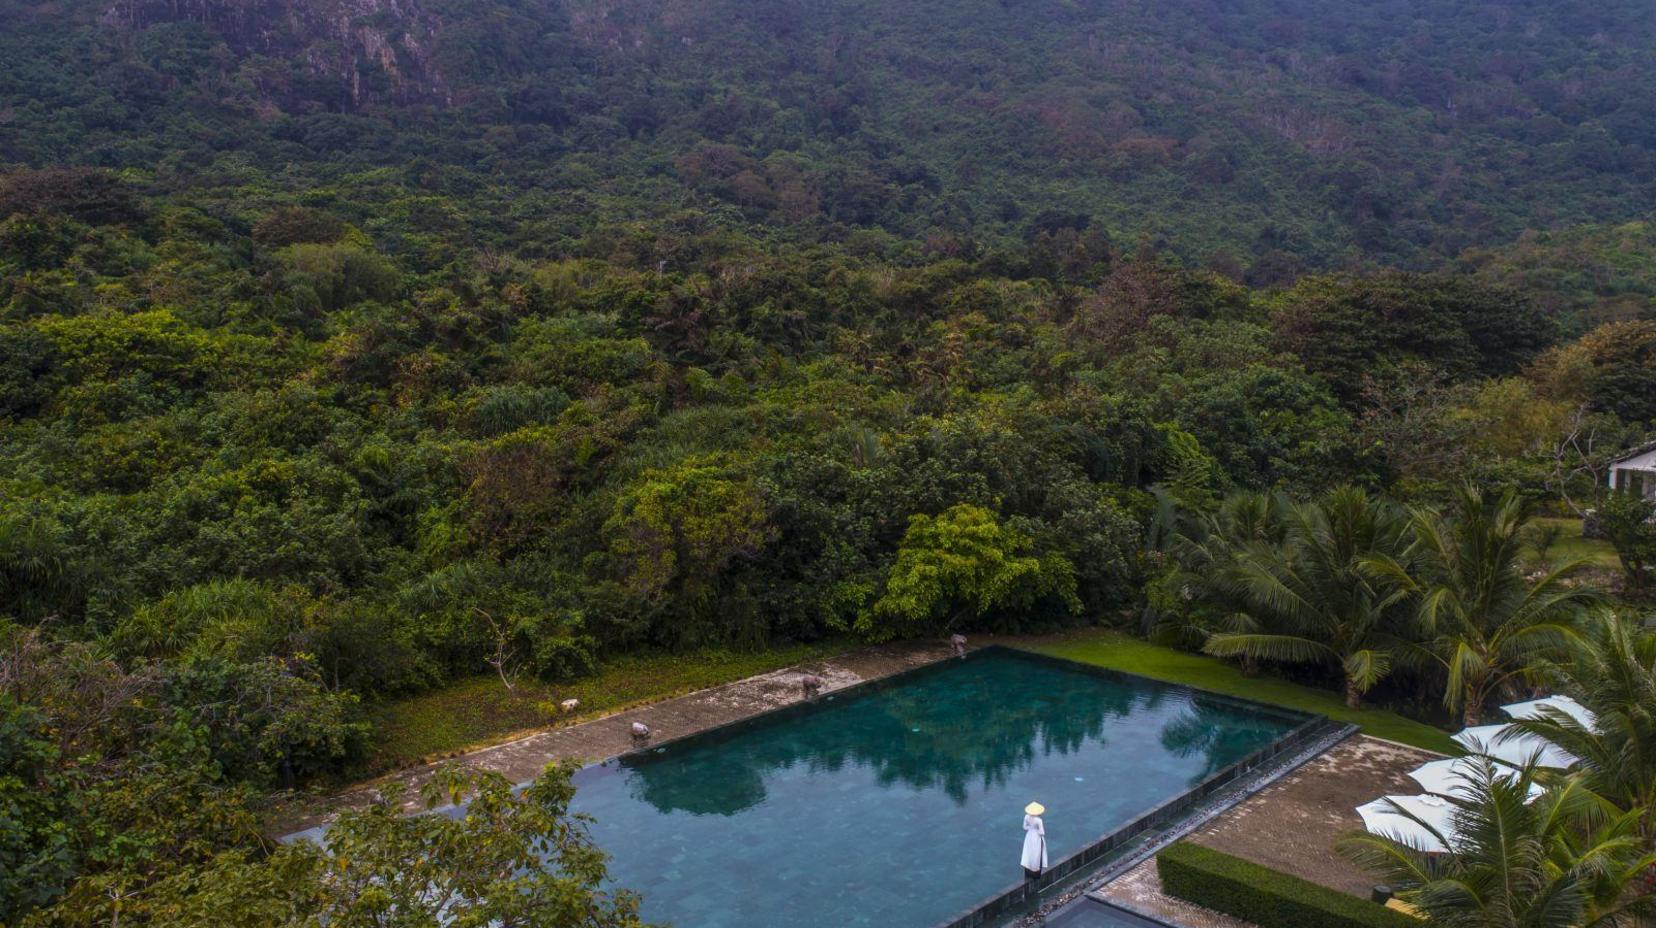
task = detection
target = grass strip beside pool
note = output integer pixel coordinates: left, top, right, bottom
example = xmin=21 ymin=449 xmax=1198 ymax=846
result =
xmin=1024 ymin=631 xmax=1457 ymax=754
xmin=359 ymin=641 xmax=849 ymax=777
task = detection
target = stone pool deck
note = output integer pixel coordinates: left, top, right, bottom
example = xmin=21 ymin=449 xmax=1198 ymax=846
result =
xmin=1096 ymin=735 xmax=1444 ymax=925
xmin=277 ymin=638 xmax=958 ymax=833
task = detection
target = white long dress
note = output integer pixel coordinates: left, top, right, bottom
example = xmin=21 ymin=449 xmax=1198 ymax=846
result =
xmin=1021 ymin=814 xmax=1048 ymax=872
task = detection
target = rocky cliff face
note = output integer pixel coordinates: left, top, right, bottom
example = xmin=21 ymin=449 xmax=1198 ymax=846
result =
xmin=101 ymin=0 xmax=456 ymax=108
xmin=82 ymin=0 xmax=780 ymax=113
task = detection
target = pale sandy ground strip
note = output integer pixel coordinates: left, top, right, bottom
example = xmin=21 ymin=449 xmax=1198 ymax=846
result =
xmin=1097 ymin=861 xmax=1258 ymax=928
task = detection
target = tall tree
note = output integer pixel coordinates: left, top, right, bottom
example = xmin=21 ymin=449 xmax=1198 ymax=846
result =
xmin=1338 ymin=759 xmax=1656 ymax=928
xmin=31 ymin=763 xmax=648 ymax=928
xmin=1369 ymin=485 xmax=1599 ymax=726
xmin=861 ymin=503 xmax=1078 ymax=641
xmin=1512 ymin=612 xmax=1656 ymax=830
xmin=1201 ymin=486 xmax=1420 ymax=708
xmin=1146 ymin=489 xmax=1289 ymax=646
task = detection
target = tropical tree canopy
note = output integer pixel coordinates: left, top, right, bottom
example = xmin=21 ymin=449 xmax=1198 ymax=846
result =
xmin=1337 ymin=759 xmax=1656 ymax=928
xmin=1200 ymin=486 xmax=1418 ymax=708
xmin=861 ymin=504 xmax=1079 ymax=642
xmin=1511 ymin=612 xmax=1656 ymax=824
xmin=1368 ymin=486 xmax=1600 ymax=725
xmin=30 ymin=763 xmax=645 ymax=928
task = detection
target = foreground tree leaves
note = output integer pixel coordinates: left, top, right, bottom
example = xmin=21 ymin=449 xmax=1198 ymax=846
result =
xmin=30 ymin=763 xmax=647 ymax=928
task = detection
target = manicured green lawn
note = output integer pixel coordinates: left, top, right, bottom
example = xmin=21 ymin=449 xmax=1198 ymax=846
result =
xmin=359 ymin=641 xmax=849 ymax=777
xmin=1527 ymin=517 xmax=1621 ymax=569
xmin=1024 ymin=630 xmax=1458 ymax=754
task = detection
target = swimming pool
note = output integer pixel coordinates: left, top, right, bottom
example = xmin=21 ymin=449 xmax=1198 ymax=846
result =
xmin=569 ymin=647 xmax=1310 ymax=928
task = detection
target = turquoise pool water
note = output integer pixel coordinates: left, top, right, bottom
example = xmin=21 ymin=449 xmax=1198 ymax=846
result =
xmin=570 ymin=649 xmax=1303 ymax=928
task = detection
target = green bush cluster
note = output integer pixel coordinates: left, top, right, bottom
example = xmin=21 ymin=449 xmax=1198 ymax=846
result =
xmin=1157 ymin=841 xmax=1417 ymax=928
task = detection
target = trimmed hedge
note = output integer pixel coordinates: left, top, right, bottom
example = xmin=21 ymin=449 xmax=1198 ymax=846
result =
xmin=1157 ymin=841 xmax=1417 ymax=928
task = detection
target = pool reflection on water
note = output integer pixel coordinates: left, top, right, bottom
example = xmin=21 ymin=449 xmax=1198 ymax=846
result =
xmin=569 ymin=649 xmax=1303 ymax=928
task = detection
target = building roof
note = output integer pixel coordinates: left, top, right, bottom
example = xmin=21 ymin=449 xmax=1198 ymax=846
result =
xmin=1610 ymin=439 xmax=1656 ymax=471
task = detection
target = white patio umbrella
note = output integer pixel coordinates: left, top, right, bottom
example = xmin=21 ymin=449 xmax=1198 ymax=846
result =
xmin=1356 ymin=795 xmax=1459 ymax=853
xmin=1453 ymin=724 xmax=1579 ymax=769
xmin=1407 ymin=757 xmax=1544 ymax=801
xmin=1502 ymin=694 xmax=1598 ymax=732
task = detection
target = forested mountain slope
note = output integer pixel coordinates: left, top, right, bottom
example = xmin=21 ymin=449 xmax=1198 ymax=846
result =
xmin=5 ymin=1 xmax=1656 ymax=923
xmin=3 ymin=0 xmax=1654 ymax=271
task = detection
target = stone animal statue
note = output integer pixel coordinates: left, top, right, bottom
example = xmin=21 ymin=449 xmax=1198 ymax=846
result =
xmin=950 ymin=633 xmax=968 ymax=658
xmin=799 ymin=673 xmax=824 ymax=699
xmin=631 ymin=721 xmax=652 ymax=744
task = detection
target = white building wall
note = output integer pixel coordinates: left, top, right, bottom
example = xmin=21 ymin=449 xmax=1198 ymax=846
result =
xmin=1610 ymin=449 xmax=1656 ymax=499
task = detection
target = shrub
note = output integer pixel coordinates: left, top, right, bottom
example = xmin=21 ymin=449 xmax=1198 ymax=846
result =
xmin=160 ymin=656 xmax=368 ymax=786
xmin=463 ymin=384 xmax=572 ymax=437
xmin=251 ymin=205 xmax=346 ymax=247
xmin=1157 ymin=841 xmax=1415 ymax=928
xmin=1598 ymin=491 xmax=1656 ymax=590
xmin=0 ymin=696 xmax=74 ymax=924
xmin=0 ymin=167 xmax=146 ymax=226
xmin=279 ymin=242 xmax=401 ymax=314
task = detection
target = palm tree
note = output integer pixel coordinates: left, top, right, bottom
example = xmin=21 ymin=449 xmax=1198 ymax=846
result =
xmin=1338 ymin=759 xmax=1656 ymax=928
xmin=0 ymin=509 xmax=79 ymax=622
xmin=1201 ymin=486 xmax=1422 ymax=709
xmin=1368 ymin=485 xmax=1600 ymax=726
xmin=1512 ymin=612 xmax=1656 ymax=832
xmin=1143 ymin=489 xmax=1288 ymax=648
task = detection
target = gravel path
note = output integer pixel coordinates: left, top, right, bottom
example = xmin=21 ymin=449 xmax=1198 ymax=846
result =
xmin=1185 ymin=735 xmax=1442 ymax=895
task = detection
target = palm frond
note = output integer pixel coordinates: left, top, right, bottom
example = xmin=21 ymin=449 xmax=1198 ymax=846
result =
xmin=1202 ymin=632 xmax=1337 ymax=665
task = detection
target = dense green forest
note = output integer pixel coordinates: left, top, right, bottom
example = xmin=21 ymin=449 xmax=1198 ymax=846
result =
xmin=3 ymin=0 xmax=1656 ymax=924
